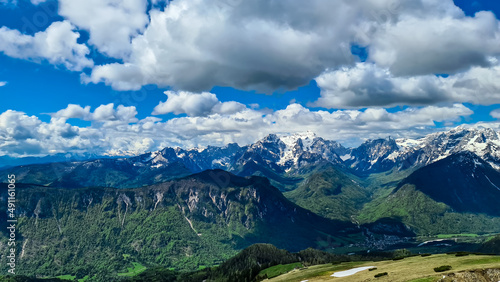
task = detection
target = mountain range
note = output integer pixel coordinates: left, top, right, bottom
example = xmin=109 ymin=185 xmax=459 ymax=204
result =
xmin=1 ymin=126 xmax=500 ymax=280
xmin=4 ymin=126 xmax=500 ymax=187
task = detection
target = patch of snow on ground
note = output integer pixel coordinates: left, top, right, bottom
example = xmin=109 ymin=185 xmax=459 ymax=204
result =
xmin=331 ymin=266 xmax=375 ymax=277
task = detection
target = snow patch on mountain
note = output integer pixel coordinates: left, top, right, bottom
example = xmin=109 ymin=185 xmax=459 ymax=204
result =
xmin=119 ymin=126 xmax=500 ymax=176
xmin=279 ymin=131 xmax=316 ymax=149
xmin=394 ymin=127 xmax=500 ymax=170
xmin=276 ymin=131 xmax=317 ymax=168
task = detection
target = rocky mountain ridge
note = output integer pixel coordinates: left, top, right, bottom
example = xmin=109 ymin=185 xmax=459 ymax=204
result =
xmin=3 ymin=126 xmax=500 ymax=187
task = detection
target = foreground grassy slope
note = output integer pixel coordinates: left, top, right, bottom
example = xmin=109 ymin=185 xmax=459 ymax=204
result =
xmin=268 ymin=254 xmax=500 ymax=282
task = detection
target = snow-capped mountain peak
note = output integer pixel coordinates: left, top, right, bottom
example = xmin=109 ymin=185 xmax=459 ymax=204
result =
xmin=392 ymin=126 xmax=500 ymax=170
xmin=125 ymin=126 xmax=500 ymax=177
xmin=278 ymin=131 xmax=317 ymax=150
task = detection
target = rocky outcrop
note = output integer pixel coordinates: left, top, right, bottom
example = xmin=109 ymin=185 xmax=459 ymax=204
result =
xmin=439 ymin=268 xmax=500 ymax=282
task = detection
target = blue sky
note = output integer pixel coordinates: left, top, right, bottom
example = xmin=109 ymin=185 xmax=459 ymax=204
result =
xmin=1 ymin=0 xmax=500 ymax=157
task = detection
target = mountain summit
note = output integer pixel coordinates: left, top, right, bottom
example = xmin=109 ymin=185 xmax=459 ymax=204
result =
xmin=3 ymin=127 xmax=500 ymax=188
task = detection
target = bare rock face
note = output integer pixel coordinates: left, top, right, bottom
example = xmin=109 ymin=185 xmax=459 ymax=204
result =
xmin=439 ymin=268 xmax=500 ymax=282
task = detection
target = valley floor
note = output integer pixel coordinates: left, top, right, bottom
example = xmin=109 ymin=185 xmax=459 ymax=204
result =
xmin=266 ymin=254 xmax=500 ymax=282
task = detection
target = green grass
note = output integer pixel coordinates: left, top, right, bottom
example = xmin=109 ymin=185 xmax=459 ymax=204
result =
xmin=55 ymin=275 xmax=76 ymax=280
xmin=407 ymin=277 xmax=439 ymax=282
xmin=436 ymin=234 xmax=478 ymax=238
xmin=268 ymin=254 xmax=500 ymax=282
xmin=117 ymin=262 xmax=147 ymax=277
xmin=54 ymin=274 xmax=90 ymax=281
xmin=267 ymin=261 xmax=366 ymax=281
xmin=458 ymin=256 xmax=500 ymax=266
xmin=258 ymin=262 xmax=303 ymax=279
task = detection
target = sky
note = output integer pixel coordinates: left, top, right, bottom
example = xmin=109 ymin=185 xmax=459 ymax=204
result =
xmin=1 ymin=0 xmax=500 ymax=157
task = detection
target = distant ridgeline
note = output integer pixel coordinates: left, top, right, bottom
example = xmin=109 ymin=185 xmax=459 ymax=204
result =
xmin=0 ymin=127 xmax=500 ymax=279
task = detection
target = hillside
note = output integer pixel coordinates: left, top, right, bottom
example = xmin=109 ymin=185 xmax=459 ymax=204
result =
xmin=285 ymin=164 xmax=370 ymax=221
xmin=0 ymin=170 xmax=358 ymax=279
xmin=399 ymin=151 xmax=500 ymax=216
xmin=2 ymin=158 xmax=193 ymax=189
xmin=267 ymin=253 xmax=500 ymax=282
xmin=358 ymin=152 xmax=500 ymax=234
xmin=479 ymin=235 xmax=500 ymax=254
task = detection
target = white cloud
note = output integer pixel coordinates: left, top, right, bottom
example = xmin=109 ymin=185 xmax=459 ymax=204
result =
xmin=58 ymin=0 xmax=149 ymax=59
xmin=92 ymin=103 xmax=117 ymax=121
xmin=52 ymin=104 xmax=92 ymax=120
xmin=153 ymin=91 xmax=246 ymax=117
xmin=51 ymin=103 xmax=139 ymax=126
xmin=314 ymin=61 xmax=500 ymax=108
xmin=85 ymin=0 xmax=367 ymax=92
xmin=213 ymin=101 xmax=247 ymax=115
xmin=264 ymin=104 xmax=473 ymax=143
xmin=0 ymin=99 xmax=476 ymax=157
xmin=2 ymin=0 xmax=499 ymax=108
xmin=81 ymin=63 xmax=144 ymax=91
xmin=0 ymin=81 xmax=6 ymax=87
xmin=0 ymin=21 xmax=93 ymax=71
xmin=491 ymin=109 xmax=500 ymax=119
xmin=314 ymin=63 xmax=448 ymax=108
xmin=82 ymin=0 xmax=500 ymax=97
xmin=153 ymin=91 xmax=219 ymax=117
xmin=367 ymin=11 xmax=500 ymax=76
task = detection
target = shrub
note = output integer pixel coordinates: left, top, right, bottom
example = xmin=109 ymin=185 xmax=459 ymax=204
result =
xmin=392 ymin=257 xmax=405 ymax=261
xmin=434 ymin=265 xmax=452 ymax=272
xmin=454 ymin=252 xmax=470 ymax=257
xmin=393 ymin=249 xmax=412 ymax=258
xmin=368 ymin=267 xmax=377 ymax=271
xmin=374 ymin=272 xmax=388 ymax=278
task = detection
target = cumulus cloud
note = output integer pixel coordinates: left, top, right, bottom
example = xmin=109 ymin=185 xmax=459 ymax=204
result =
xmin=153 ymin=91 xmax=246 ymax=117
xmin=0 ymin=100 xmax=477 ymax=157
xmin=2 ymin=0 xmax=500 ymax=106
xmin=314 ymin=63 xmax=449 ymax=108
xmin=81 ymin=0 xmax=500 ymax=97
xmin=85 ymin=0 xmax=367 ymax=92
xmin=0 ymin=81 xmax=6 ymax=87
xmin=367 ymin=11 xmax=500 ymax=76
xmin=52 ymin=104 xmax=92 ymax=120
xmin=266 ymin=104 xmax=473 ymax=141
xmin=0 ymin=21 xmax=93 ymax=71
xmin=51 ymin=103 xmax=139 ymax=127
xmin=313 ymin=61 xmax=500 ymax=108
xmin=491 ymin=109 xmax=500 ymax=119
xmin=58 ymin=0 xmax=149 ymax=59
